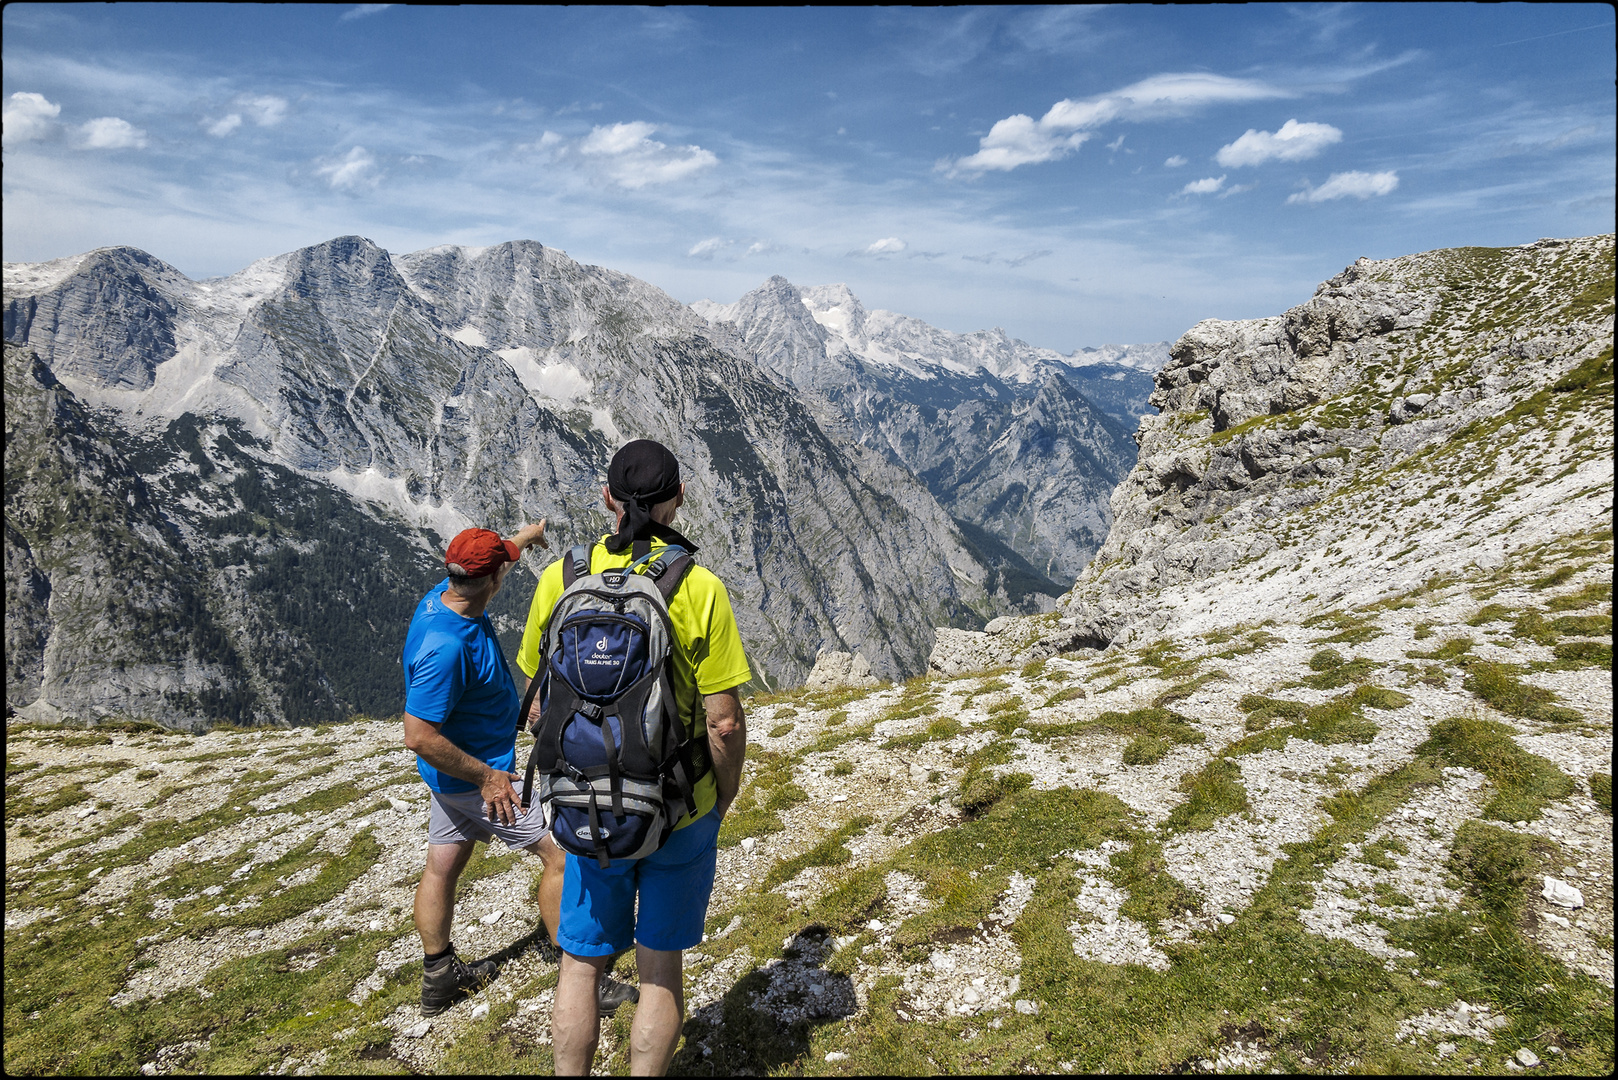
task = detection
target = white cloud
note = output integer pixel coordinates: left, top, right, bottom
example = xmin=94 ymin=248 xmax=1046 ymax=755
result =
xmin=1216 ymin=119 xmax=1342 ymax=167
xmin=1287 ymin=170 xmax=1399 ymax=203
xmin=236 ymin=95 xmax=288 ymax=127
xmin=1181 ymin=175 xmax=1226 ymax=195
xmin=687 ymin=237 xmax=726 ymax=258
xmin=205 ymin=113 xmax=243 ymax=137
xmin=865 ymin=237 xmax=907 ymax=254
xmin=316 ymin=146 xmax=381 ymax=190
xmin=1164 ymin=155 xmax=1188 ymax=167
xmin=575 ymin=121 xmax=717 ymax=189
xmin=1105 ymin=134 xmax=1126 ymax=152
xmin=79 ymin=116 xmax=147 ymax=150
xmin=3 ymin=91 xmax=60 ymax=146
xmin=947 ymin=72 xmax=1290 ymax=175
xmin=341 ymin=4 xmax=393 ymax=20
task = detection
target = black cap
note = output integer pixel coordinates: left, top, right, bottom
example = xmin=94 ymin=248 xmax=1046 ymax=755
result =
xmin=605 ymin=440 xmax=698 ymax=554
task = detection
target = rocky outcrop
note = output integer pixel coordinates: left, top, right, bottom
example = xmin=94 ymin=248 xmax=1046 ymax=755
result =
xmin=803 ymin=649 xmax=880 ymax=691
xmin=931 ymin=235 xmax=1616 ymax=670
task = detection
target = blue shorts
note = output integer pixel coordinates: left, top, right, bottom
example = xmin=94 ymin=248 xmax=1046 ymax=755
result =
xmin=556 ymin=809 xmax=722 ymax=956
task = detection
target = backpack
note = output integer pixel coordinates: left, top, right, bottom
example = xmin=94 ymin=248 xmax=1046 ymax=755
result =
xmin=518 ymin=541 xmax=708 ymax=867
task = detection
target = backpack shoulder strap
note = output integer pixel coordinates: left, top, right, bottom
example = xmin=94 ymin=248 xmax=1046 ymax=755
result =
xmin=561 ymin=543 xmax=593 ymax=589
xmin=633 ymin=545 xmax=695 ymax=605
xmin=651 ymin=554 xmax=695 ymax=606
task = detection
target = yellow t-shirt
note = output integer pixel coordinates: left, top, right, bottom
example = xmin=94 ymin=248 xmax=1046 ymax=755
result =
xmin=516 ymin=535 xmax=752 ymax=828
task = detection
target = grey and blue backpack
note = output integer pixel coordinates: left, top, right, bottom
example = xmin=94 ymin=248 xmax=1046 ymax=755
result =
xmin=519 ymin=542 xmax=708 ymax=867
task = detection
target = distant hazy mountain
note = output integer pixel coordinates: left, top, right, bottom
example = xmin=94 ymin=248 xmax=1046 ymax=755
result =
xmin=693 ymin=277 xmax=1155 ymax=584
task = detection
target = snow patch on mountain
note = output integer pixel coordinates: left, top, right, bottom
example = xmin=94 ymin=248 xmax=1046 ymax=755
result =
xmin=696 ymin=279 xmax=1168 ymax=386
xmin=320 ymin=465 xmax=471 ymax=541
xmin=496 ymin=347 xmax=591 ymax=403
xmin=1068 ymin=342 xmax=1171 ymax=373
xmin=3 ymin=252 xmax=92 ymax=295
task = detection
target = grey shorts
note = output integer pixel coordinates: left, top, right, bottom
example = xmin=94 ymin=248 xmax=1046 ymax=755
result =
xmin=427 ymin=782 xmax=550 ymax=848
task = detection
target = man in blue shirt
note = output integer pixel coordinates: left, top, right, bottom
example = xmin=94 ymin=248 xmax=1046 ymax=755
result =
xmin=401 ymin=522 xmax=556 ymax=1016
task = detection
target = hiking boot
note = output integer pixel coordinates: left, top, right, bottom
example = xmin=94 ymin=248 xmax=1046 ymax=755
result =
xmin=597 ymin=974 xmax=640 ymax=1017
xmin=421 ymin=952 xmax=498 ymax=1016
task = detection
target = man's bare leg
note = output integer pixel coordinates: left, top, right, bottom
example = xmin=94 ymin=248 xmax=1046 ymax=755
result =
xmin=414 ymin=841 xmax=477 ymax=953
xmin=553 ymin=951 xmax=610 ymax=1074
xmin=628 ymin=945 xmax=684 ymax=1076
xmin=526 ymin=833 xmax=565 ymax=946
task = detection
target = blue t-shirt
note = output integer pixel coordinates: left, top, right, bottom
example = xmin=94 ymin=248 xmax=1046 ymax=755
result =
xmin=402 ymin=578 xmax=521 ymax=794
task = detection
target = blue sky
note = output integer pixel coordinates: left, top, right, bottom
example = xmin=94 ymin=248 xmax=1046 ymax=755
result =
xmin=3 ymin=4 xmax=1613 ymax=349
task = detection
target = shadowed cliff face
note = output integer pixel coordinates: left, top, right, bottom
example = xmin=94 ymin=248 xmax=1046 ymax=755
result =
xmin=3 ymin=235 xmax=1050 ymax=727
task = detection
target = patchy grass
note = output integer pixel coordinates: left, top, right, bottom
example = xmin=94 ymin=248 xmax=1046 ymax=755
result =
xmin=1386 ymin=818 xmax=1614 ymax=1073
xmin=1152 ymin=669 xmax=1228 ymax=708
xmin=1544 ymin=581 xmax=1611 ymax=611
xmin=1121 ymin=735 xmax=1174 ymax=766
xmin=1041 ymin=686 xmax=1086 ymax=709
xmin=1418 ymin=716 xmax=1576 ymax=821
xmin=1589 ymin=773 xmax=1611 ymax=815
xmin=883 ymin=716 xmax=962 ymax=750
xmin=1405 ymin=637 xmax=1474 ymax=661
xmin=762 ymin=816 xmax=874 ymax=889
xmin=1462 ymin=661 xmax=1583 ymax=724
xmin=1163 ymin=759 xmax=1249 ymax=833
xmin=1292 ymin=649 xmax=1379 ymax=690
xmin=1234 ymin=686 xmax=1408 ymax=752
xmin=1468 ymin=604 xmax=1514 ymax=625
xmin=1546 ymin=640 xmax=1612 ymax=670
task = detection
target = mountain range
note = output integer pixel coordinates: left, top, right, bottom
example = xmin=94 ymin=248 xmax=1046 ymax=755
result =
xmin=3 ymin=237 xmax=1158 ymax=728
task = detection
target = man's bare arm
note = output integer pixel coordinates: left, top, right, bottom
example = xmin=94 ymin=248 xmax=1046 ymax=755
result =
xmin=705 ymin=688 xmax=746 ymax=819
xmin=403 ymin=712 xmax=523 ymax=824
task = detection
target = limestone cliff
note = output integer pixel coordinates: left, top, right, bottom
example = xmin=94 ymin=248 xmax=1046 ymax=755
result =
xmin=932 ymin=235 xmax=1615 ymax=671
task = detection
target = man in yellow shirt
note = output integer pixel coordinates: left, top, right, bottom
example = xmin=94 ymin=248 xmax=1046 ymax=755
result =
xmin=516 ymin=440 xmax=751 ymax=1076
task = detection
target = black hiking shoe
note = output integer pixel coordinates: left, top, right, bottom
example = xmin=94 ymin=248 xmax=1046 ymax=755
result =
xmin=597 ymin=974 xmax=640 ymax=1017
xmin=421 ymin=952 xmax=498 ymax=1016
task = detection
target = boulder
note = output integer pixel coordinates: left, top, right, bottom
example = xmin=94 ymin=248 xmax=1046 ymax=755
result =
xmin=804 ymin=648 xmax=880 ymax=691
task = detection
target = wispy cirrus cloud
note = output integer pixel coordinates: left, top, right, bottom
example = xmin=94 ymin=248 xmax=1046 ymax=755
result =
xmin=1287 ymin=170 xmax=1398 ymax=203
xmin=851 ymin=236 xmax=907 ymax=257
xmin=687 ymin=236 xmax=726 ymax=258
xmin=316 ymin=146 xmax=381 ymax=190
xmin=341 ymin=4 xmax=394 ymax=22
xmin=944 ymin=72 xmax=1291 ymax=175
xmin=1216 ymin=119 xmax=1342 ymax=167
xmin=236 ymin=94 xmax=289 ymax=127
xmin=2 ymin=92 xmax=60 ymax=146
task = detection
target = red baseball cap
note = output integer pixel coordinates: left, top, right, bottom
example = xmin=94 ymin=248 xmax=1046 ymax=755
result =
xmin=444 ymin=528 xmax=520 ymax=577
